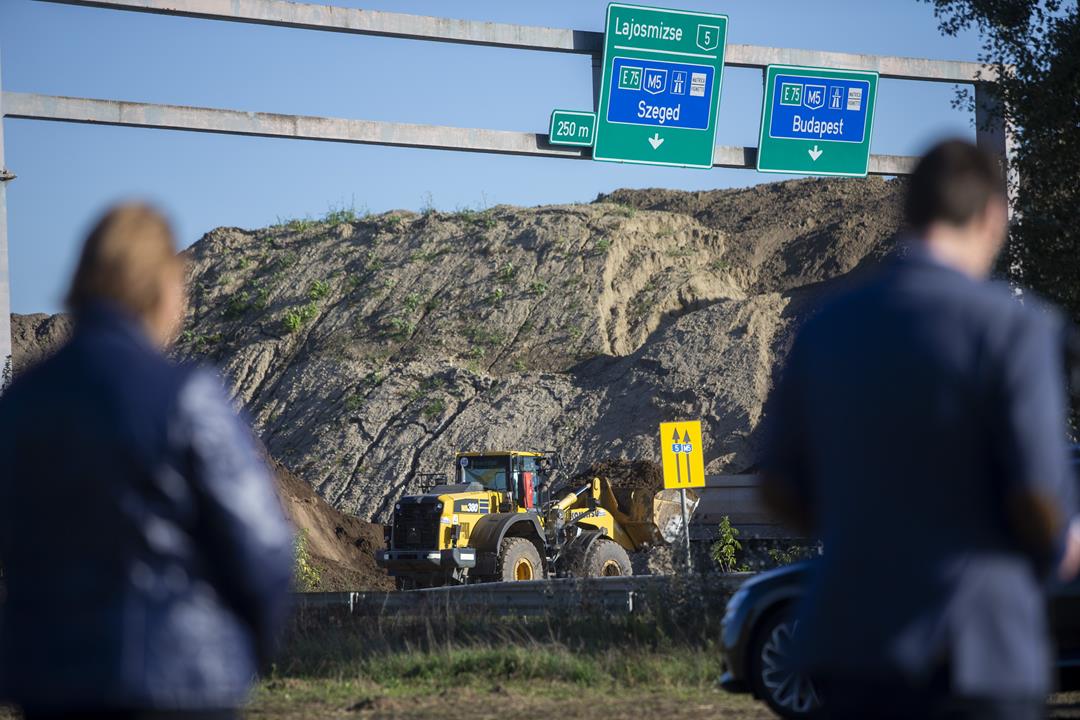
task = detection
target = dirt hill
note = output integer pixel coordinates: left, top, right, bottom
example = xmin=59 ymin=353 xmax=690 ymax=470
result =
xmin=8 ymin=313 xmax=391 ymax=590
xmin=176 ymin=176 xmax=903 ymax=522
xmin=10 ymin=177 xmax=904 ymax=527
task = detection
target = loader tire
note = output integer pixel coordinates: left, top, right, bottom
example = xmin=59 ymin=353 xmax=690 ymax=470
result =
xmin=581 ymin=538 xmax=632 ymax=577
xmin=498 ymin=537 xmax=542 ymax=582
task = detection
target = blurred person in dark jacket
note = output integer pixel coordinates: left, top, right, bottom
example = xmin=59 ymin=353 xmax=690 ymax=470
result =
xmin=762 ymin=140 xmax=1080 ymax=719
xmin=0 ymin=204 xmax=294 ymax=720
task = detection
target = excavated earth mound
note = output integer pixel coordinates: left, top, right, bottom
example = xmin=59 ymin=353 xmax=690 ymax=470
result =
xmin=10 ymin=177 xmax=905 ymax=532
xmin=571 ymin=459 xmax=664 ymax=493
xmin=8 ymin=315 xmax=391 ymax=590
xmin=9 ymin=312 xmax=72 ymax=376
xmin=272 ymin=459 xmax=392 ymax=591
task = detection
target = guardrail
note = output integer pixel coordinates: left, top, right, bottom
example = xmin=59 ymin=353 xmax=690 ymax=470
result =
xmin=293 ymin=573 xmax=752 ymax=617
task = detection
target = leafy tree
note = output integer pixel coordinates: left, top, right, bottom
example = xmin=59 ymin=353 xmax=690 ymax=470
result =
xmin=923 ymin=1 xmax=1080 ymax=324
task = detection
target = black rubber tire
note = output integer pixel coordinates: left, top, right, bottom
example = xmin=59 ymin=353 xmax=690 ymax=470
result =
xmin=581 ymin=538 xmax=632 ymax=577
xmin=497 ymin=537 xmax=542 ymax=581
xmin=748 ymin=607 xmax=821 ymax=719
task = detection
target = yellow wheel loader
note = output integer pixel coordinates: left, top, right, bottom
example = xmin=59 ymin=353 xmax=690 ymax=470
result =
xmin=375 ymin=451 xmax=698 ymax=589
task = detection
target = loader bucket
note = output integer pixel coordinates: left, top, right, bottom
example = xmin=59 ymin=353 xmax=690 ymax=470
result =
xmin=605 ymin=481 xmax=699 ymax=550
xmin=652 ymin=489 xmax=699 ymax=544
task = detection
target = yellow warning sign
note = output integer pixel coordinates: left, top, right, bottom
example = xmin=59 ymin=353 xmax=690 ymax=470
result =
xmin=660 ymin=420 xmax=705 ymax=489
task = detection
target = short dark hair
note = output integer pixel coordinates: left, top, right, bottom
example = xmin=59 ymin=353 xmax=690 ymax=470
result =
xmin=905 ymin=139 xmax=1005 ymax=232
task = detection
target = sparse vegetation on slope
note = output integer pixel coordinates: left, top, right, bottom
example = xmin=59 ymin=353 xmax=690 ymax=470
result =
xmin=15 ymin=178 xmax=905 ymax=524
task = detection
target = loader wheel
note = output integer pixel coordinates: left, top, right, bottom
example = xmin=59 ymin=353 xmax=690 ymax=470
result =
xmin=582 ymin=539 xmax=632 ymax=577
xmin=498 ymin=537 xmax=542 ymax=582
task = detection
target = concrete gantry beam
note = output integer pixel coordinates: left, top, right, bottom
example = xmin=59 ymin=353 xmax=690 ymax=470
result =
xmin=3 ymin=92 xmax=922 ymax=176
xmin=2 ymin=92 xmax=588 ymax=160
xmin=38 ymin=0 xmax=991 ymax=83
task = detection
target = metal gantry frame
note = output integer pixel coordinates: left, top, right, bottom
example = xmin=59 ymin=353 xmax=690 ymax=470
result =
xmin=0 ymin=0 xmax=1011 ymax=377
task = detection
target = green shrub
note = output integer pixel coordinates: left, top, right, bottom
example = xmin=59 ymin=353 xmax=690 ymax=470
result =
xmin=422 ymin=398 xmax=446 ymax=419
xmin=710 ymin=516 xmax=742 ymax=573
xmin=308 ymin=280 xmax=331 ymax=301
xmin=283 ymin=301 xmax=319 ymax=333
xmin=324 ymin=204 xmax=361 ymax=226
xmin=419 ymin=192 xmax=436 ymax=216
xmin=497 ymin=262 xmax=518 ymax=283
xmin=179 ymin=330 xmax=222 ymax=353
xmin=224 ymin=283 xmax=270 ymax=319
xmin=464 ymin=324 xmax=504 ymax=347
xmin=529 ymin=280 xmax=548 ymax=296
xmin=386 ymin=316 xmax=416 ymax=340
xmin=767 ymin=544 xmax=817 ymax=567
xmin=293 ymin=529 xmax=321 ymax=591
xmin=594 ymin=237 xmax=612 ymax=254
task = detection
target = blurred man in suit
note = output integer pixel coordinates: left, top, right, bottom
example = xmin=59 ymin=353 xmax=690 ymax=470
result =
xmin=763 ymin=140 xmax=1080 ymax=719
xmin=0 ymin=204 xmax=294 ymax=720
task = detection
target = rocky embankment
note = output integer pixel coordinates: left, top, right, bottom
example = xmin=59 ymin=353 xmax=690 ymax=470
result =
xmin=12 ymin=177 xmax=904 ymax=527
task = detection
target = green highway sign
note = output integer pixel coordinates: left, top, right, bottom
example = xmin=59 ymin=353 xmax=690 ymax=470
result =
xmin=549 ymin=110 xmax=597 ymax=147
xmin=757 ymin=65 xmax=879 ymax=177
xmin=593 ymin=3 xmax=728 ymax=169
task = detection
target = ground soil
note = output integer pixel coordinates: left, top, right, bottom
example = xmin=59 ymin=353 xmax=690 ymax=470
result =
xmin=9 ymin=313 xmax=71 ymax=376
xmin=9 ymin=178 xmax=907 ymax=586
xmin=3 ymin=689 xmax=1077 ymax=719
xmin=6 ymin=323 xmax=391 ymax=592
xmin=272 ymin=460 xmax=392 ymax=591
xmin=573 ymin=458 xmax=664 ymax=494
xmin=245 ymin=682 xmax=774 ymax=719
xmin=160 ymin=177 xmax=904 ymax=524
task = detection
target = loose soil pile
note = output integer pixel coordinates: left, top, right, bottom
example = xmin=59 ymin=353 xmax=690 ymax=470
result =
xmin=571 ymin=458 xmax=664 ymax=494
xmin=7 ymin=317 xmax=391 ymax=592
xmin=272 ymin=460 xmax=392 ymax=591
xmin=9 ymin=313 xmax=72 ymax=376
xmin=10 ymin=178 xmax=906 ymax=569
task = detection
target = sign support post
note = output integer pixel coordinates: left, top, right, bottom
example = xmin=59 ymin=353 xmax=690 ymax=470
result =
xmin=660 ymin=420 xmax=706 ymax=575
xmin=679 ymin=487 xmax=692 ymax=572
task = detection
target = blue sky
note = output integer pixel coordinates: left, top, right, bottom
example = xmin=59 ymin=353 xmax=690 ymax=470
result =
xmin=0 ymin=0 xmax=982 ymax=313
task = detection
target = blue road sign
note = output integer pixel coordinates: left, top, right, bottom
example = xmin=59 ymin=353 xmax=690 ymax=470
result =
xmin=767 ymin=73 xmax=871 ymax=145
xmin=606 ymin=56 xmax=715 ymax=132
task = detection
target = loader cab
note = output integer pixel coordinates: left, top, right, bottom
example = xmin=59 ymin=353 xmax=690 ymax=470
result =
xmin=456 ymin=454 xmax=511 ymax=494
xmin=455 ymin=452 xmax=549 ymax=512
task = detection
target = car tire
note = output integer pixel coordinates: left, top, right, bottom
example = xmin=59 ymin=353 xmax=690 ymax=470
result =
xmin=749 ymin=607 xmax=821 ymax=719
xmin=497 ymin=537 xmax=542 ymax=581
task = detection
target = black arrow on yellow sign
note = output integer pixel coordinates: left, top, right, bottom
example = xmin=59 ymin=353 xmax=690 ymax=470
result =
xmin=683 ymin=430 xmax=692 ymax=486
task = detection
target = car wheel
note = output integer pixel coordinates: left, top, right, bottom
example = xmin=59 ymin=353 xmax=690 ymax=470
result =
xmin=749 ymin=608 xmax=821 ymax=719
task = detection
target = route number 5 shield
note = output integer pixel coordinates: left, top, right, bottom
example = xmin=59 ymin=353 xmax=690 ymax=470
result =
xmin=697 ymin=24 xmax=720 ymax=51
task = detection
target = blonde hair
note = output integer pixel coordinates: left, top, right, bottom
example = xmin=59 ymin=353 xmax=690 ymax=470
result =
xmin=66 ymin=204 xmax=184 ymax=319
